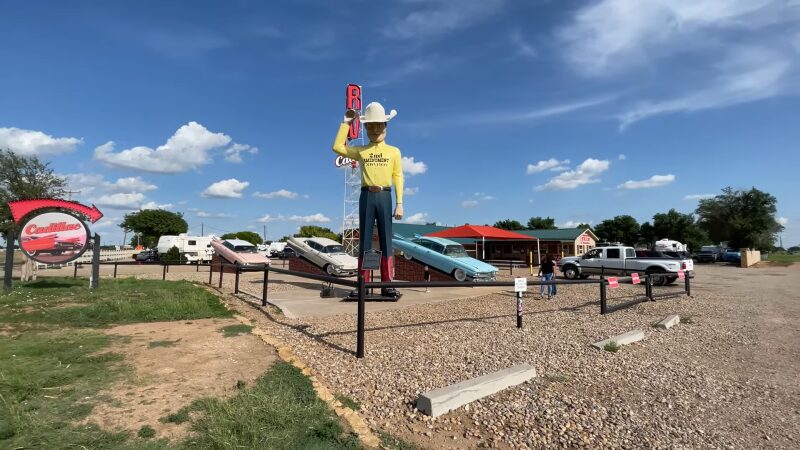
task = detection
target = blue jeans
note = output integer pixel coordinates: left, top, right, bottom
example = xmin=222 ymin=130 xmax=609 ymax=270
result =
xmin=540 ymin=273 xmax=555 ymax=296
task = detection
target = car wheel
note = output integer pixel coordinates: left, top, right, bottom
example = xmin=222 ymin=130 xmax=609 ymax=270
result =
xmin=563 ymin=265 xmax=579 ymax=280
xmin=646 ymin=269 xmax=666 ymax=286
xmin=403 ymin=251 xmax=413 ymax=260
xmin=452 ymin=268 xmax=467 ymax=282
xmin=325 ymin=264 xmax=335 ymax=276
xmin=665 ymin=277 xmax=678 ymax=285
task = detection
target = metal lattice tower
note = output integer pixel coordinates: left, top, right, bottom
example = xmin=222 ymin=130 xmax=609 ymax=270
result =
xmin=341 ymin=116 xmax=364 ymax=257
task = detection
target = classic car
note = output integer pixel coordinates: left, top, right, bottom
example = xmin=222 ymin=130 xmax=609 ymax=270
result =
xmin=392 ymin=234 xmax=498 ymax=282
xmin=286 ymin=236 xmax=358 ymax=276
xmin=210 ymin=238 xmax=271 ymax=266
xmin=21 ymin=234 xmax=83 ymax=256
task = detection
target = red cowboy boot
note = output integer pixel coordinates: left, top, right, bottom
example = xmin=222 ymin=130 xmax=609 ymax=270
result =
xmin=380 ymin=256 xmax=399 ymax=297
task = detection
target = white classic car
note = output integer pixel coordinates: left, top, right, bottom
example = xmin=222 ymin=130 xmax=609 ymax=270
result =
xmin=286 ymin=236 xmax=358 ymax=276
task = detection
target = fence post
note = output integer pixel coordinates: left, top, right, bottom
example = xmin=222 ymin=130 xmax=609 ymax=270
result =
xmin=356 ymin=274 xmax=365 ymax=359
xmin=509 ymin=259 xmax=513 ymax=276
xmin=234 ymin=267 xmax=240 ymax=294
xmin=90 ymin=234 xmax=100 ymax=289
xmin=262 ymin=265 xmax=269 ymax=307
xmin=3 ymin=228 xmax=16 ymax=291
xmin=113 ymin=262 xmax=118 ymax=279
xmin=196 ymin=260 xmax=200 ymax=272
xmin=218 ymin=265 xmax=224 ymax=289
xmin=646 ymin=275 xmax=654 ymax=301
xmin=162 ymin=264 xmax=167 ymax=281
xmin=600 ymin=279 xmax=608 ymax=315
xmin=208 ymin=262 xmax=213 ymax=284
xmin=516 ymin=291 xmax=523 ymax=328
xmin=685 ymin=273 xmax=691 ymax=297
xmin=73 ymin=262 xmax=78 ymax=279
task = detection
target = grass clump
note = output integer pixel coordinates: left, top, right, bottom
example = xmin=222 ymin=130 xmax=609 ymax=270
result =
xmin=186 ymin=361 xmax=362 ymax=449
xmin=378 ymin=430 xmax=419 ymax=450
xmin=148 ymin=338 xmax=182 ymax=349
xmin=603 ymin=341 xmax=620 ymax=353
xmin=0 ymin=277 xmax=232 ymax=327
xmin=335 ymin=394 xmax=361 ymax=411
xmin=161 ymin=407 xmax=192 ymax=425
xmin=220 ymin=324 xmax=252 ymax=337
xmin=137 ymin=425 xmax=156 ymax=438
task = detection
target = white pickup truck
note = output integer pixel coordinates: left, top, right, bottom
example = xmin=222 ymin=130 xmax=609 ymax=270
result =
xmin=558 ymin=246 xmax=685 ymax=285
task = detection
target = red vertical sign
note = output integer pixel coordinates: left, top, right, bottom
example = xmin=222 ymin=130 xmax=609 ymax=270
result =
xmin=346 ymin=84 xmax=362 ymax=140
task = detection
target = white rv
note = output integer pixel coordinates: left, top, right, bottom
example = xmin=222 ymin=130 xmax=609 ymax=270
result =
xmin=156 ymin=234 xmax=215 ymax=263
xmin=654 ymin=239 xmax=688 ymax=253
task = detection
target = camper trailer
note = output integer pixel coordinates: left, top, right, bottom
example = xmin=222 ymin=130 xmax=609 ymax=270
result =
xmin=156 ymin=234 xmax=215 ymax=263
xmin=653 ymin=239 xmax=688 ymax=253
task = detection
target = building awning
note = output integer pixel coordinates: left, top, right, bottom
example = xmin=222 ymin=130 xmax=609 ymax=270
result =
xmin=425 ymin=224 xmax=536 ymax=240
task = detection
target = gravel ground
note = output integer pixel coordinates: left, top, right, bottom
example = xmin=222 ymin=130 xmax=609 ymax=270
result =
xmin=219 ymin=266 xmax=800 ymax=450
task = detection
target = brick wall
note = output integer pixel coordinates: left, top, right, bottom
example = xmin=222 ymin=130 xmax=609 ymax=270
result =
xmin=211 ymin=255 xmax=239 ymax=274
xmin=394 ymin=256 xmax=454 ymax=281
xmin=288 ymin=256 xmax=327 ymax=276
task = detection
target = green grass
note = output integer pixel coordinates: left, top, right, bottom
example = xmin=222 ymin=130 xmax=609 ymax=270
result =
xmin=138 ymin=425 xmax=156 ymax=439
xmin=377 ymin=430 xmax=419 ymax=450
xmin=0 ymin=277 xmax=232 ymax=327
xmin=148 ymin=339 xmax=182 ymax=349
xmin=603 ymin=341 xmax=620 ymax=353
xmin=764 ymin=253 xmax=800 ymax=265
xmin=335 ymin=394 xmax=361 ymax=411
xmin=185 ymin=362 xmax=362 ymax=449
xmin=161 ymin=407 xmax=192 ymax=425
xmin=220 ymin=324 xmax=252 ymax=338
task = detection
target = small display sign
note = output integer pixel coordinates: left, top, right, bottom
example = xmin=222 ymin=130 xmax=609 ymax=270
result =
xmin=362 ymin=249 xmax=381 ymax=270
xmin=677 ymin=270 xmax=685 ymax=280
xmin=631 ymin=273 xmax=640 ymax=284
xmin=514 ymin=277 xmax=527 ymax=292
xmin=19 ymin=211 xmax=91 ymax=264
xmin=608 ymin=277 xmax=619 ymax=289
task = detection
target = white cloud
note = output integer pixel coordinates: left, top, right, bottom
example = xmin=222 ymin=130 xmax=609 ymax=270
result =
xmin=0 ymin=127 xmax=82 ymax=156
xmin=618 ymin=154 xmax=627 ymax=160
xmin=404 ymin=187 xmax=419 ymax=196
xmin=561 ymin=220 xmax=592 ymax=228
xmin=527 ymin=158 xmax=570 ymax=174
xmin=684 ymin=193 xmax=715 ymax=200
xmin=94 ymin=121 xmax=236 ymax=173
xmin=778 ymin=217 xmax=789 ymax=226
xmin=535 ymin=158 xmax=610 ymax=191
xmin=509 ymin=29 xmax=537 ymax=59
xmin=202 ymin=179 xmax=249 ymax=198
xmin=256 ymin=214 xmax=285 ymax=223
xmin=92 ymin=218 xmax=120 ymax=229
xmin=404 ymin=212 xmax=430 ymax=225
xmin=461 ymin=200 xmax=479 ymax=208
xmin=195 ymin=211 xmax=235 ymax=218
xmin=368 ymin=58 xmax=435 ymax=87
xmin=95 ymin=193 xmax=146 ymax=210
xmin=402 ymin=156 xmax=428 ymax=175
xmin=65 ymin=173 xmax=157 ymax=195
xmin=224 ymin=143 xmax=258 ymax=163
xmin=618 ymin=174 xmax=675 ymax=189
xmin=253 ymin=189 xmax=299 ymax=200
xmin=384 ymin=0 xmax=504 ymax=40
xmin=112 ymin=177 xmax=157 ymax=192
xmin=289 ymin=213 xmax=330 ymax=223
xmin=140 ymin=202 xmax=173 ymax=210
xmin=475 ymin=192 xmax=494 ymax=200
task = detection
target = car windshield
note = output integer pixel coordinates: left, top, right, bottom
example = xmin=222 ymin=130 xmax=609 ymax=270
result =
xmin=234 ymin=245 xmax=256 ymax=253
xmin=323 ymin=245 xmax=344 ymax=254
xmin=443 ymin=245 xmax=467 ymax=257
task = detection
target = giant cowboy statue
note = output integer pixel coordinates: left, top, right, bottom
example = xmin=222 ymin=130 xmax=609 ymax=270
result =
xmin=333 ymin=102 xmax=403 ymax=298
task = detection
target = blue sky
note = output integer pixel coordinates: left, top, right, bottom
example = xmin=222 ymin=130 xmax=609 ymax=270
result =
xmin=2 ymin=0 xmax=799 ymax=247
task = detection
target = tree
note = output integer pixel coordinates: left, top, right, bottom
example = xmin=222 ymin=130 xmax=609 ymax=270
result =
xmin=120 ymin=209 xmax=188 ymax=249
xmin=0 ymin=150 xmax=67 ymax=238
xmin=639 ymin=222 xmax=657 ymax=247
xmin=296 ymin=225 xmax=339 ymax=241
xmin=494 ymin=219 xmax=525 ymax=230
xmin=788 ymin=246 xmax=800 ymax=253
xmin=220 ymin=231 xmax=263 ymax=246
xmin=593 ymin=215 xmax=640 ymax=245
xmin=696 ymin=187 xmax=783 ymax=250
xmin=527 ymin=216 xmax=557 ymax=229
xmin=160 ymin=245 xmax=184 ymax=263
xmin=576 ymin=223 xmax=592 ymax=229
xmin=651 ymin=209 xmax=708 ymax=251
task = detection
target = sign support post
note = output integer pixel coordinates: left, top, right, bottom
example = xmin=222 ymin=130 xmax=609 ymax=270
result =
xmin=514 ymin=277 xmax=527 ymax=329
xmin=3 ymin=229 xmax=15 ymax=291
xmin=91 ymin=233 xmax=100 ymax=289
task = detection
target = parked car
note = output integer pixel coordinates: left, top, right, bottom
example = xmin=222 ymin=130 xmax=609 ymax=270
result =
xmin=693 ymin=249 xmax=718 ymax=263
xmin=636 ymin=250 xmax=694 ymax=274
xmin=267 ymin=242 xmax=287 ymax=258
xmin=723 ymin=249 xmax=741 ymax=264
xmin=210 ymin=238 xmax=271 ymax=266
xmin=559 ymin=246 xmax=684 ymax=285
xmin=277 ymin=246 xmax=296 ymax=259
xmin=135 ymin=250 xmax=159 ymax=262
xmin=286 ymin=237 xmax=358 ymax=276
xmin=392 ymin=234 xmax=498 ymax=282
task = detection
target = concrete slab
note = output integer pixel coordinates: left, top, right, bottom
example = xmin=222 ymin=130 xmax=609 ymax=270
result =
xmin=416 ymin=364 xmax=537 ymax=417
xmin=656 ymin=314 xmax=680 ymax=330
xmin=592 ymin=329 xmax=645 ymax=350
xmin=240 ymin=272 xmax=506 ymax=319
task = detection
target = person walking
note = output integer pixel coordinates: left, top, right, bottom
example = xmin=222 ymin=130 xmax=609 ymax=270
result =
xmin=538 ymin=254 xmax=556 ymax=299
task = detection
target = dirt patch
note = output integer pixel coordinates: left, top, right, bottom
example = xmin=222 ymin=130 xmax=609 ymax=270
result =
xmin=82 ymin=318 xmax=278 ymax=440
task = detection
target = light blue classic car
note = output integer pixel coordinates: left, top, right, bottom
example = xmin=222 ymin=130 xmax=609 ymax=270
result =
xmin=392 ymin=234 xmax=498 ymax=282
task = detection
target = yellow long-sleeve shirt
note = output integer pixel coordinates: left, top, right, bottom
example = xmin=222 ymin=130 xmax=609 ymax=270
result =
xmin=332 ymin=123 xmax=404 ymax=204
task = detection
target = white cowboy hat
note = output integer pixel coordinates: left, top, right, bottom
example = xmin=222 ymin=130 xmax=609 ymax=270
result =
xmin=360 ymin=102 xmax=397 ymax=123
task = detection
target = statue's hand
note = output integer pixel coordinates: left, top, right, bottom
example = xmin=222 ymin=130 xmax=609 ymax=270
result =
xmin=343 ymin=109 xmax=358 ymax=124
xmin=393 ymin=204 xmax=403 ymax=220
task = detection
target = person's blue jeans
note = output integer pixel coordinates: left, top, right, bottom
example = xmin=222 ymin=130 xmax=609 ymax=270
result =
xmin=540 ymin=273 xmax=555 ymax=297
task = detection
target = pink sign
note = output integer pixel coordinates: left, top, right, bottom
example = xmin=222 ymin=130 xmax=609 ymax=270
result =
xmin=19 ymin=211 xmax=91 ymax=264
xmin=631 ymin=273 xmax=640 ymax=284
xmin=678 ymin=270 xmax=685 ymax=280
xmin=608 ymin=277 xmax=619 ymax=289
